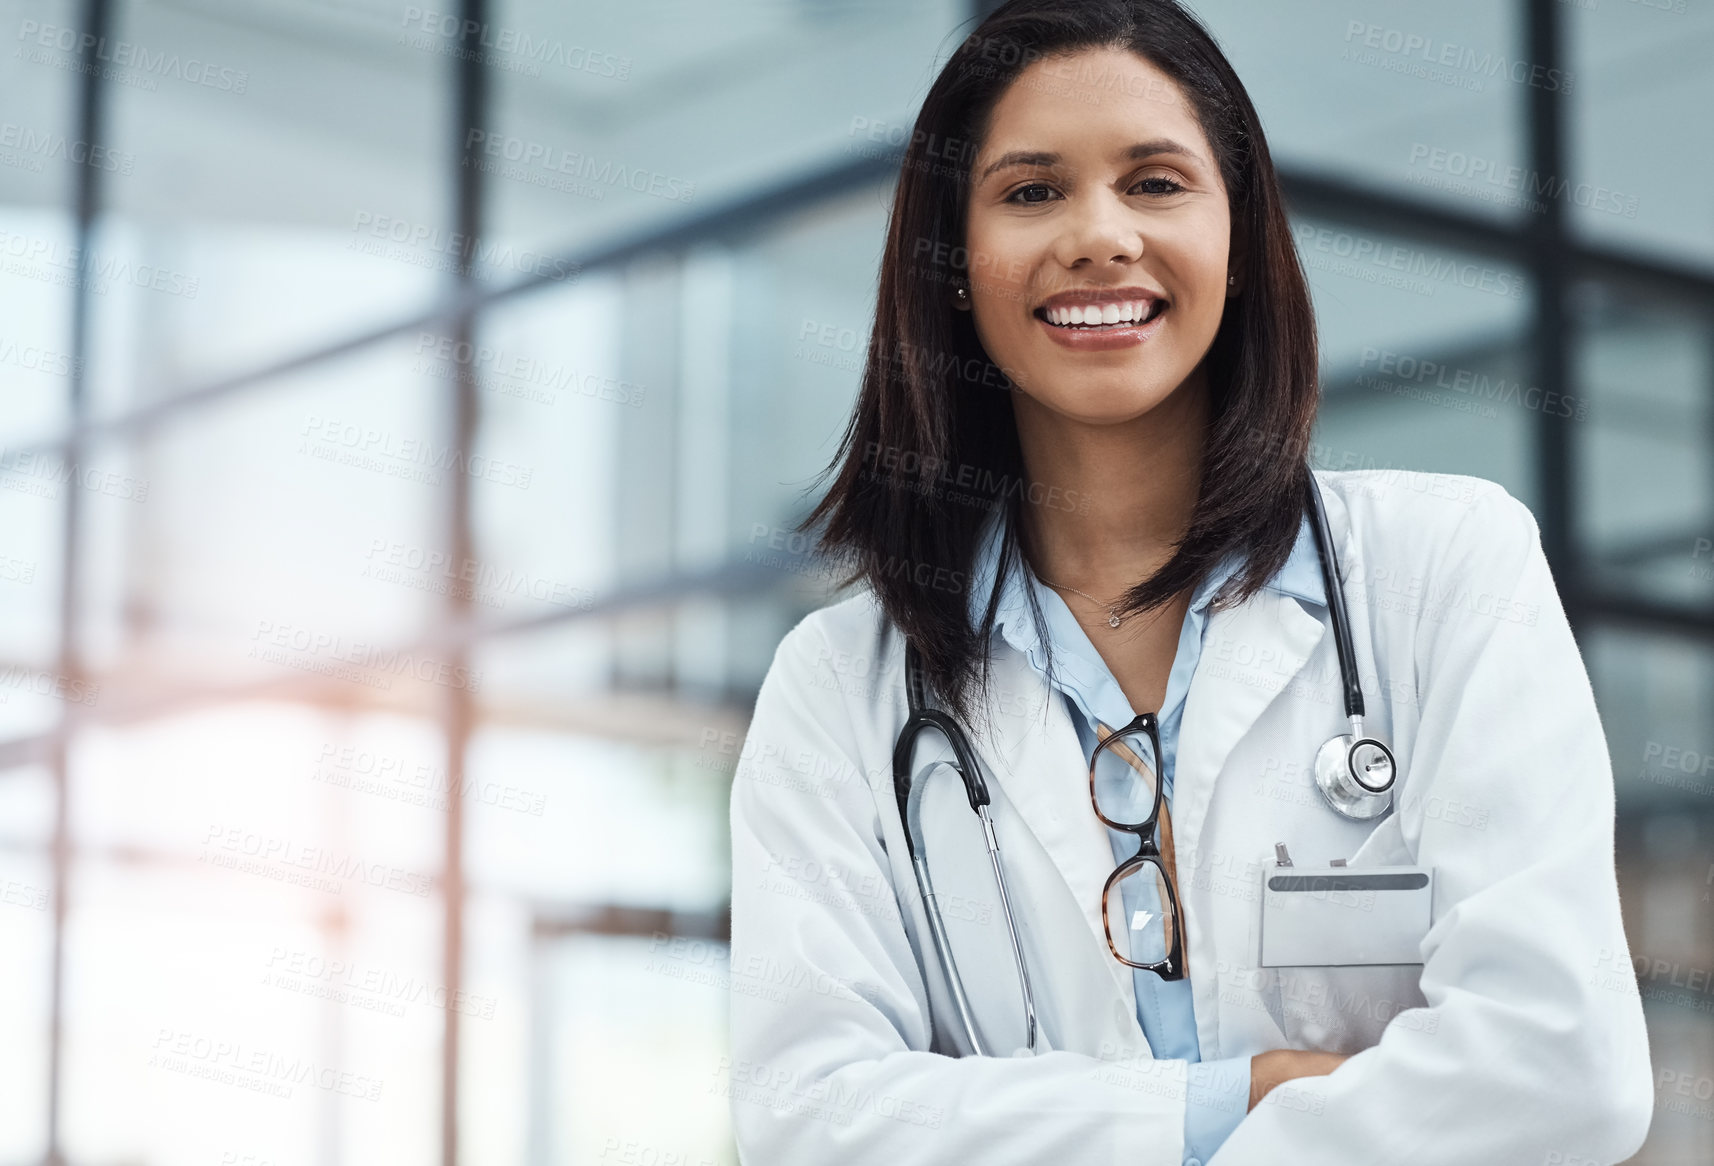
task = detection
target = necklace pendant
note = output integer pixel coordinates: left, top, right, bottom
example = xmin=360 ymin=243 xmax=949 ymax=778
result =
xmin=1108 ymin=612 xmax=1122 ymax=629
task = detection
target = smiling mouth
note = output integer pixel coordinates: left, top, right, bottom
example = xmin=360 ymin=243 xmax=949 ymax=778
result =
xmin=1035 ymin=300 xmax=1169 ymax=329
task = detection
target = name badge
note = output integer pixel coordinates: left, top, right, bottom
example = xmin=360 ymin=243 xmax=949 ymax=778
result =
xmin=1258 ymin=858 xmax=1434 ymax=968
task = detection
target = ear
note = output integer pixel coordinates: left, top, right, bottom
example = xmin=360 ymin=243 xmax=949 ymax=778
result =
xmin=1225 ymin=239 xmax=1246 ymax=298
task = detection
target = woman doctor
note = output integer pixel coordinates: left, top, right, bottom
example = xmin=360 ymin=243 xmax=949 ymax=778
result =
xmin=726 ymin=1 xmax=1653 ymax=1162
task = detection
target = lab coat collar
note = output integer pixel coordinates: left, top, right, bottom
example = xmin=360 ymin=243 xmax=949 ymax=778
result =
xmin=965 ymin=504 xmax=1330 ymax=672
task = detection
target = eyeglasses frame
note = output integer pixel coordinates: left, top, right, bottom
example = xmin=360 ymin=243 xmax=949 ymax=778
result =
xmin=1089 ymin=712 xmax=1186 ymax=980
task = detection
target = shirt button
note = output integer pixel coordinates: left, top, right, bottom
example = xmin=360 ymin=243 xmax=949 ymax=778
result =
xmin=1187 ymin=1158 xmax=1203 ymax=1166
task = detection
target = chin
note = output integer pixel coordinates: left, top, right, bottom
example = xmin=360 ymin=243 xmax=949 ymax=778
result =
xmin=1040 ymin=387 xmax=1175 ymax=425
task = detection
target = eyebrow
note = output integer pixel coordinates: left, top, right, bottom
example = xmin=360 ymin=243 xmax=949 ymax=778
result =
xmin=976 ymin=138 xmax=1201 ymax=185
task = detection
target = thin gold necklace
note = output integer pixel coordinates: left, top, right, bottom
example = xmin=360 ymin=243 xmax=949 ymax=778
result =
xmin=1039 ymin=577 xmax=1128 ymax=628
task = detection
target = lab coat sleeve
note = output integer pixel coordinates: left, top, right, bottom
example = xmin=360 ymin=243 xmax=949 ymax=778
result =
xmin=727 ymin=615 xmax=1192 ymax=1164
xmin=1208 ymin=485 xmax=1654 ymax=1166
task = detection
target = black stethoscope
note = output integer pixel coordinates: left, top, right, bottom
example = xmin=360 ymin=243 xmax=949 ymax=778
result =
xmin=889 ymin=469 xmax=1396 ymax=1055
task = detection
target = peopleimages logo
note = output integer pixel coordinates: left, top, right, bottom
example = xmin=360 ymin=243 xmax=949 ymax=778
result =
xmin=398 ymin=7 xmax=631 ymax=80
xmin=149 ymin=1028 xmax=383 ymax=1102
xmin=299 ymin=415 xmax=533 ymax=490
xmin=248 ymin=619 xmax=484 ymax=694
xmin=1406 ymin=143 xmax=1638 ymax=218
xmin=463 ymin=130 xmax=695 ymax=204
xmin=859 ymin=441 xmax=1089 ymax=515
xmin=348 ymin=211 xmax=580 ymax=283
xmin=413 ymin=332 xmax=644 ymax=407
xmin=1340 ymin=21 xmax=1572 ymax=92
xmin=200 ymin=824 xmax=434 ymax=897
xmin=0 ymin=334 xmax=82 ymax=378
xmin=0 ymin=228 xmax=200 ymax=299
xmin=0 ymin=445 xmax=150 ymax=503
xmin=1355 ymin=347 xmax=1587 ymax=420
xmin=0 ymin=121 xmax=134 ymax=174
xmin=16 ymin=20 xmax=250 ymax=93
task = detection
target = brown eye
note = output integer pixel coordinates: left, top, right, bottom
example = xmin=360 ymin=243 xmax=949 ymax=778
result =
xmin=1005 ymin=183 xmax=1059 ymax=205
xmin=1133 ymin=176 xmax=1186 ymax=196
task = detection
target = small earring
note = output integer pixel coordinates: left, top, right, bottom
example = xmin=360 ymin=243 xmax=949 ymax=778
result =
xmin=955 ymin=284 xmax=969 ymax=302
xmin=1227 ymin=275 xmax=1236 ymax=286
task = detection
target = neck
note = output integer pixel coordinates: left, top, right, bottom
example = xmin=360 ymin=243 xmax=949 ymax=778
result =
xmin=1012 ymin=367 xmax=1210 ymax=604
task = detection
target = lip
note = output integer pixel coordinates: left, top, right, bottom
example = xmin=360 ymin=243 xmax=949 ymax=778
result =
xmin=1034 ymin=297 xmax=1169 ymax=351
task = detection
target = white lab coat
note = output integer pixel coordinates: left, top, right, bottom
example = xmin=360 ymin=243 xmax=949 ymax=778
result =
xmin=726 ymin=469 xmax=1653 ymax=1165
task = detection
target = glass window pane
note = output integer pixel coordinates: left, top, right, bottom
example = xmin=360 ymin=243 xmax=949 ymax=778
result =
xmin=1597 ymin=630 xmax=1714 ymax=1166
xmin=1588 ymin=625 xmax=1714 ymax=810
xmin=0 ymin=0 xmax=82 ymax=212
xmin=1568 ymin=1 xmax=1714 ymax=268
xmin=98 ymin=340 xmax=443 ymax=684
xmin=1196 ymin=0 xmax=1530 ymax=223
xmin=96 ymin=0 xmax=448 ymax=400
xmin=63 ymin=707 xmax=446 ymax=1165
xmin=536 ymin=934 xmax=735 ymax=1165
xmin=0 ymin=767 xmax=53 ymax=1162
xmin=486 ymin=0 xmax=966 ymax=253
xmin=1574 ymin=285 xmax=1713 ymax=607
xmin=1301 ymin=213 xmax=1536 ymax=502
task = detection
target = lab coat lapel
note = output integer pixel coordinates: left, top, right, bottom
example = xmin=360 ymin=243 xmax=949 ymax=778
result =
xmin=1175 ymin=476 xmax=1354 ymax=858
xmin=1173 ymin=587 xmax=1329 ymax=860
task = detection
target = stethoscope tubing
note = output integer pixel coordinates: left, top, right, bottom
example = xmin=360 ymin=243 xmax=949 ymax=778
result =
xmin=1306 ymin=472 xmax=1364 ymax=721
xmin=905 ymin=768 xmax=994 ymax=1056
xmin=895 ymin=688 xmax=1038 ymax=1054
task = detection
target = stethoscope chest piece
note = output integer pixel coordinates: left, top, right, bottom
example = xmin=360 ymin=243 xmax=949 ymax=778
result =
xmin=1313 ymin=731 xmax=1396 ymax=820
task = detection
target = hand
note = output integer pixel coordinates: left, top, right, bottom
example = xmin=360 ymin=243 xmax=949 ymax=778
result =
xmin=1248 ymin=1049 xmax=1352 ymax=1111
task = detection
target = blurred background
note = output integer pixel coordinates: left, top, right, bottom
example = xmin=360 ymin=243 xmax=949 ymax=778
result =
xmin=0 ymin=0 xmax=1710 ymax=1162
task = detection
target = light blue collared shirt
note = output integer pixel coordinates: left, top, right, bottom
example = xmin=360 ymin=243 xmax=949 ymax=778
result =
xmin=966 ymin=506 xmax=1327 ymax=1166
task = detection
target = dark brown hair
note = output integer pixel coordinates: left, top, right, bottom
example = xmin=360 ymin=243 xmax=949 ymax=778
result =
xmin=805 ymin=0 xmax=1320 ymax=722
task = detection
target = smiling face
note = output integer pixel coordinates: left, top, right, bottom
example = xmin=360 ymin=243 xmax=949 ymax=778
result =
xmin=961 ymin=46 xmax=1237 ymax=426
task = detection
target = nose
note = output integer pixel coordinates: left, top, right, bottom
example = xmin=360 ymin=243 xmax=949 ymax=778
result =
xmin=1053 ymin=188 xmax=1145 ymax=271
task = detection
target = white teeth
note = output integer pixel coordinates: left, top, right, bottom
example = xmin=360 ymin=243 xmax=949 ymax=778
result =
xmin=1044 ymin=300 xmax=1158 ymax=327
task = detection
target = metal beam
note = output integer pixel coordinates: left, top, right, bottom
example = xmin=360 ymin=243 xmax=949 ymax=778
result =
xmin=45 ymin=1 xmax=109 ymax=1161
xmin=1526 ymin=0 xmax=1577 ymax=631
xmin=1581 ymin=592 xmax=1714 ymax=642
xmin=441 ymin=4 xmax=485 ymax=1163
